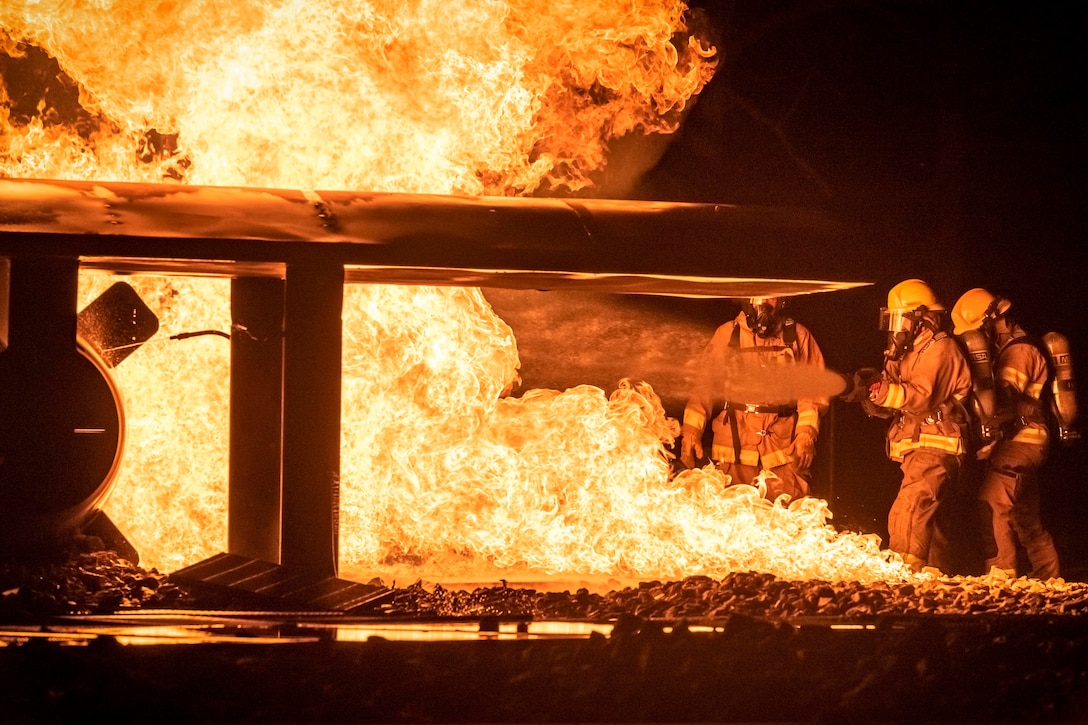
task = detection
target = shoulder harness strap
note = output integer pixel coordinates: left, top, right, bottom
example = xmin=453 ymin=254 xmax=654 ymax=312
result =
xmin=782 ymin=318 xmax=798 ymax=355
xmin=728 ymin=322 xmax=741 ymax=349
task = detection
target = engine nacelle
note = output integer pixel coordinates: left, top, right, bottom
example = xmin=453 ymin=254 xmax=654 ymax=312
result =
xmin=0 ymin=337 xmax=125 ymax=553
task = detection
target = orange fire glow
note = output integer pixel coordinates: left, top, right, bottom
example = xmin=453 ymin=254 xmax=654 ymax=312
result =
xmin=4 ymin=0 xmax=915 ymax=584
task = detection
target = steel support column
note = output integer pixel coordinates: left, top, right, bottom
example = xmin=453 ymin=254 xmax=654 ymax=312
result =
xmin=228 ymin=277 xmax=285 ymax=563
xmin=3 ymin=253 xmax=80 ymax=366
xmin=0 ymin=253 xmax=82 ymax=548
xmin=279 ymin=261 xmax=343 ymax=576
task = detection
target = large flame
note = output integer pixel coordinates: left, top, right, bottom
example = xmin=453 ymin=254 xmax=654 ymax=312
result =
xmin=4 ymin=1 xmax=912 ymax=583
xmin=1 ymin=0 xmax=713 ymax=193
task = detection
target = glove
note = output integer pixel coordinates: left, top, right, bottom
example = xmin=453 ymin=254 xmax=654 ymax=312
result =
xmin=845 ymin=368 xmax=895 ymax=419
xmin=854 ymin=367 xmax=881 ymax=393
xmin=790 ymin=426 xmax=816 ymax=470
xmin=680 ymin=427 xmax=704 ymax=469
xmin=839 ymin=367 xmax=881 ymax=403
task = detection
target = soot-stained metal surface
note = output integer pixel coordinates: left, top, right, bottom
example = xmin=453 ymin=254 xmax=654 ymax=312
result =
xmin=0 ymin=177 xmax=868 ymax=298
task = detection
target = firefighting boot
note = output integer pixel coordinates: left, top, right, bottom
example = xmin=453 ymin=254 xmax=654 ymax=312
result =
xmin=902 ymin=553 xmax=926 ymax=572
xmin=984 ymin=565 xmax=1017 ymax=579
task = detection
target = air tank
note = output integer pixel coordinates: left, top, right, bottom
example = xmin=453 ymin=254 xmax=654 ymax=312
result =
xmin=1042 ymin=331 xmax=1080 ymax=443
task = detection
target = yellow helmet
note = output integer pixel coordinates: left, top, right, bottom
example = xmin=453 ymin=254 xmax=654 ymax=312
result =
xmin=887 ymin=278 xmax=943 ymax=311
xmin=951 ymin=287 xmax=1011 ymax=335
xmin=880 ymin=279 xmax=947 ymax=345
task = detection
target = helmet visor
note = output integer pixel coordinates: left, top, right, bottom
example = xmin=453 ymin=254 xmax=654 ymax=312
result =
xmin=878 ymin=308 xmax=917 ymax=332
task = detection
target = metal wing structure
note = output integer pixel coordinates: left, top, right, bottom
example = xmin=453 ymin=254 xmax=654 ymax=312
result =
xmin=0 ymin=178 xmax=866 ymax=296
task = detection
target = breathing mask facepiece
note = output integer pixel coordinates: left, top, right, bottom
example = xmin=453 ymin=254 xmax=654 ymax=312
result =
xmin=742 ymin=297 xmax=783 ymax=339
xmin=879 ymin=305 xmax=938 ymax=361
xmin=976 ymin=298 xmax=1007 ymax=342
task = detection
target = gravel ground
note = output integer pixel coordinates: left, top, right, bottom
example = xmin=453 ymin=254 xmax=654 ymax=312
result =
xmin=2 ymin=608 xmax=1088 ymax=723
xmin=5 ymin=544 xmax=1088 ymax=722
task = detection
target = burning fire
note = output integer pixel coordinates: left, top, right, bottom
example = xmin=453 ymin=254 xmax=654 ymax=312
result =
xmin=4 ymin=1 xmax=913 ymax=584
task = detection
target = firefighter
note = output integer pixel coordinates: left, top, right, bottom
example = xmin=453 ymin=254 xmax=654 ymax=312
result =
xmin=951 ymin=287 xmax=1061 ymax=579
xmin=679 ymin=297 xmax=827 ymax=502
xmin=858 ymin=279 xmax=973 ymax=573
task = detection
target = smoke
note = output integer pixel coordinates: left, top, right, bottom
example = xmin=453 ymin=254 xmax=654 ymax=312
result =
xmin=485 ymin=289 xmax=847 ymax=413
xmin=482 ymin=289 xmax=715 ymax=408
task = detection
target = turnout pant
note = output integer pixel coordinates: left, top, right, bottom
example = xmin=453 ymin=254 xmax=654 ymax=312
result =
xmin=977 ymin=440 xmax=1060 ymax=579
xmin=889 ymin=449 xmax=961 ymax=571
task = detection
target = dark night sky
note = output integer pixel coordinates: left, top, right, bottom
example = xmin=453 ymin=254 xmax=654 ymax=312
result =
xmin=640 ymin=1 xmax=1084 ymax=342
xmin=622 ymin=0 xmax=1088 ymax=570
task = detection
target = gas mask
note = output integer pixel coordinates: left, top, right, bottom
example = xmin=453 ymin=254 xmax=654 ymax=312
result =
xmin=977 ymin=300 xmax=1006 ymax=342
xmin=743 ymin=297 xmax=782 ymax=339
xmin=879 ymin=307 xmax=925 ymax=361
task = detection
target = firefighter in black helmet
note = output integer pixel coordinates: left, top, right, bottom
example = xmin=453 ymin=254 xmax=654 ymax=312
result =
xmin=679 ymin=297 xmax=827 ymax=503
xmin=952 ymin=287 xmax=1061 ymax=579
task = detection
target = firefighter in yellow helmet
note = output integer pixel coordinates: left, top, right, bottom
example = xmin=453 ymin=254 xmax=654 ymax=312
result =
xmin=679 ymin=297 xmax=827 ymax=502
xmin=858 ymin=279 xmax=973 ymax=572
xmin=952 ymin=287 xmax=1060 ymax=579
